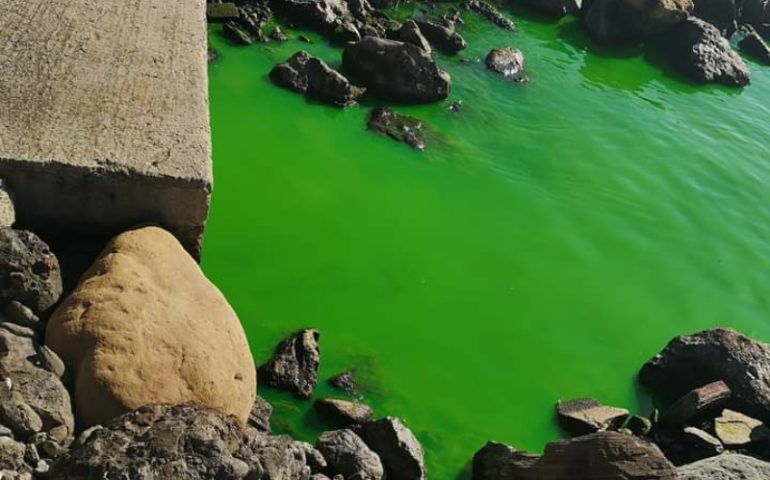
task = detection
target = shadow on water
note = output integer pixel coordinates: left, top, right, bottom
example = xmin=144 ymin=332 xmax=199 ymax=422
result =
xmin=501 ymin=1 xmax=563 ymax=24
xmin=455 ymin=462 xmax=473 ymax=480
xmin=557 ymin=18 xmax=643 ymax=59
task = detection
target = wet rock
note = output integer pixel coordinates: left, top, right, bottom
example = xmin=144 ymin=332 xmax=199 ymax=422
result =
xmin=678 ymin=454 xmax=770 ymax=479
xmin=620 ymin=0 xmax=694 ymax=37
xmin=714 ymin=408 xmax=770 ymax=446
xmin=660 ymin=381 xmax=731 ymax=426
xmin=681 ymin=426 xmax=723 ymax=460
xmin=414 ymin=19 xmax=467 ymax=54
xmin=50 ymin=403 xmax=246 ymax=480
xmin=343 ymin=37 xmax=451 ymax=104
xmin=693 ymin=0 xmax=738 ymax=36
xmin=271 ymin=51 xmax=313 ymax=93
xmin=555 ymin=398 xmax=629 ymax=436
xmin=389 ymin=20 xmax=432 ymax=53
xmin=207 ymin=2 xmax=241 ymax=22
xmin=519 ymin=0 xmax=582 ymax=17
xmin=739 ymin=25 xmax=770 ymax=64
xmin=651 ymin=17 xmax=750 ymax=86
xmin=0 ymin=229 xmax=62 ymax=314
xmin=626 ymin=415 xmax=653 ymax=436
xmin=463 ymin=0 xmax=517 ymax=30
xmin=356 ymin=417 xmax=425 ymax=480
xmin=223 ymin=20 xmax=253 ymax=45
xmin=448 ymin=100 xmax=463 ymax=113
xmin=4 ymin=302 xmax=41 ymax=331
xmin=367 ymin=107 xmax=427 ymax=151
xmin=316 ymin=429 xmax=384 ymax=480
xmin=248 ymin=395 xmax=273 ymax=433
xmin=46 ymin=226 xmax=256 ymax=428
xmin=329 ymin=371 xmax=359 ymax=394
xmin=259 ymin=328 xmax=320 ymax=399
xmin=741 ymin=0 xmax=770 ymax=26
xmin=316 ymin=399 xmax=374 ymax=426
xmin=583 ymin=0 xmax=637 ymax=44
xmin=306 ymin=57 xmax=367 ymax=107
xmin=0 ymin=181 xmax=15 ymax=228
xmin=472 ymin=441 xmax=539 ymax=480
xmin=485 ymin=47 xmax=525 ymax=77
xmin=640 ymin=329 xmax=770 ymax=421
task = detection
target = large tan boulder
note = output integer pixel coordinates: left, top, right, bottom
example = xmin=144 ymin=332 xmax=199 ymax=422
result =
xmin=45 ymin=226 xmax=256 ymax=427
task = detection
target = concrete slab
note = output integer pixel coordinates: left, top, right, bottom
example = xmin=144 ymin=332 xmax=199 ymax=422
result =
xmin=0 ymin=0 xmax=212 ymax=257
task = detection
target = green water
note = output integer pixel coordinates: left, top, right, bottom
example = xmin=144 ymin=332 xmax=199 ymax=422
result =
xmin=203 ymin=10 xmax=770 ymax=477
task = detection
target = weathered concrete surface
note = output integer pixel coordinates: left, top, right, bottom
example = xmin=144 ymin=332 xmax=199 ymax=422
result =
xmin=0 ymin=0 xmax=211 ymax=256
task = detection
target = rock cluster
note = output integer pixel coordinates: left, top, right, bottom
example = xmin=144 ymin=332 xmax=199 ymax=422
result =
xmin=270 ymin=51 xmax=366 ymax=107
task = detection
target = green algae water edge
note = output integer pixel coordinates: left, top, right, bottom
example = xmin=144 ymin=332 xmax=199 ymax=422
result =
xmin=204 ymin=11 xmax=770 ymax=478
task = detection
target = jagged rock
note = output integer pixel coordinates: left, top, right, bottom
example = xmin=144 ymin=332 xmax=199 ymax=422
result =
xmin=0 ymin=229 xmax=62 ymax=314
xmin=316 ymin=429 xmax=384 ymax=480
xmin=640 ymin=329 xmax=770 ymax=421
xmin=472 ymin=441 xmax=539 ymax=480
xmin=258 ymin=328 xmax=320 ymax=399
xmin=269 ymin=0 xmax=382 ymax=44
xmin=223 ymin=20 xmax=253 ymax=45
xmin=389 ymin=21 xmax=432 ymax=53
xmin=343 ymin=37 xmax=451 ymax=104
xmin=620 ymin=0 xmax=694 ymax=37
xmin=651 ymin=17 xmax=750 ymax=86
xmin=7 ymin=368 xmax=74 ymax=439
xmin=555 ymin=398 xmax=629 ymax=436
xmin=4 ymin=302 xmax=41 ymax=331
xmin=739 ymin=25 xmax=770 ymax=63
xmin=270 ymin=26 xmax=289 ymax=41
xmin=248 ymin=395 xmax=273 ymax=433
xmin=329 ymin=371 xmax=359 ymax=394
xmin=714 ymin=409 xmax=770 ymax=446
xmin=678 ymin=454 xmax=770 ymax=479
xmin=46 ymin=226 xmax=256 ymax=428
xmin=583 ymin=0 xmax=637 ymax=43
xmin=0 ymin=181 xmax=15 ymax=228
xmin=463 ymin=0 xmax=516 ymax=30
xmin=485 ymin=47 xmax=525 ymax=77
xmin=693 ymin=0 xmax=738 ymax=36
xmin=235 ymin=428 xmax=313 ymax=479
xmin=741 ymin=0 xmax=770 ymax=26
xmin=306 ymin=57 xmax=367 ymax=107
xmin=682 ymin=426 xmax=723 ymax=460
xmin=271 ymin=51 xmax=313 ymax=93
xmin=367 ymin=107 xmax=427 ymax=151
xmin=0 ymin=437 xmax=26 ymax=473
xmin=356 ymin=417 xmax=425 ymax=480
xmin=414 ymin=19 xmax=467 ymax=54
xmin=316 ymin=399 xmax=374 ymax=426
xmin=298 ymin=441 xmax=328 ymax=473
xmin=50 ymin=403 xmax=247 ymax=480
xmin=207 ymin=2 xmax=241 ymax=22
xmin=660 ymin=381 xmax=731 ymax=426
xmin=518 ymin=0 xmax=582 ymax=16
xmin=236 ymin=3 xmax=274 ymax=41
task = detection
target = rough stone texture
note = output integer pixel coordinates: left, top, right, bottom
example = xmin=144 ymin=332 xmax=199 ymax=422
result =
xmin=0 ymin=0 xmax=212 ymax=257
xmin=357 ymin=417 xmax=426 ymax=480
xmin=235 ymin=427 xmax=314 ymax=479
xmin=714 ymin=409 xmax=770 ymax=446
xmin=249 ymin=396 xmax=274 ymax=433
xmin=660 ymin=381 xmax=731 ymax=425
xmin=0 ymin=229 xmax=62 ymax=314
xmin=693 ymin=0 xmax=738 ymax=36
xmin=316 ymin=399 xmax=375 ymax=426
xmin=49 ymin=403 xmax=248 ymax=480
xmin=678 ymin=454 xmax=770 ymax=479
xmin=271 ymin=51 xmax=366 ymax=108
xmin=621 ymin=0 xmax=694 ymax=37
xmin=367 ymin=108 xmax=427 ymax=151
xmin=342 ymin=37 xmax=451 ymax=104
xmin=316 ymin=429 xmax=384 ymax=480
xmin=389 ymin=21 xmax=432 ymax=54
xmin=258 ymin=328 xmax=321 ymax=399
xmin=640 ymin=328 xmax=770 ymax=422
xmin=555 ymin=398 xmax=629 ymax=436
xmin=485 ymin=47 xmax=526 ymax=77
xmin=0 ymin=181 xmax=15 ymax=228
xmin=682 ymin=426 xmax=723 ymax=459
xmin=472 ymin=441 xmax=539 ymax=480
xmin=463 ymin=1 xmax=517 ymax=30
xmin=45 ymin=226 xmax=256 ymax=428
xmin=329 ymin=371 xmax=359 ymax=394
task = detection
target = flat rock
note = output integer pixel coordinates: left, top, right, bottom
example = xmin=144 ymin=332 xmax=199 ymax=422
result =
xmin=739 ymin=25 xmax=770 ymax=64
xmin=0 ymin=229 xmax=62 ymax=314
xmin=660 ymin=381 xmax=731 ymax=426
xmin=640 ymin=329 xmax=770 ymax=421
xmin=258 ymin=329 xmax=320 ymax=399
xmin=316 ymin=399 xmax=374 ymax=426
xmin=49 ymin=403 xmax=248 ymax=480
xmin=357 ymin=417 xmax=425 ymax=480
xmin=472 ymin=441 xmax=539 ymax=480
xmin=678 ymin=454 xmax=770 ymax=479
xmin=367 ymin=108 xmax=427 ymax=151
xmin=714 ymin=409 xmax=770 ymax=446
xmin=45 ymin=226 xmax=256 ymax=427
xmin=555 ymin=398 xmax=629 ymax=436
xmin=485 ymin=47 xmax=525 ymax=77
xmin=342 ymin=37 xmax=451 ymax=104
xmin=389 ymin=21 xmax=432 ymax=54
xmin=518 ymin=0 xmax=582 ymax=16
xmin=316 ymin=429 xmax=384 ymax=480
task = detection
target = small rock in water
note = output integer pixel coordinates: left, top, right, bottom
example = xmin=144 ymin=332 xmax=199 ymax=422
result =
xmin=714 ymin=408 xmax=770 ymax=446
xmin=222 ymin=21 xmax=253 ymax=45
xmin=207 ymin=2 xmax=240 ymax=23
xmin=367 ymin=107 xmax=426 ymax=151
xmin=681 ymin=426 xmax=723 ymax=461
xmin=258 ymin=328 xmax=321 ymax=398
xmin=248 ymin=395 xmax=273 ymax=432
xmin=463 ymin=0 xmax=516 ymax=30
xmin=485 ymin=47 xmax=525 ymax=78
xmin=316 ymin=429 xmax=384 ymax=480
xmin=356 ymin=417 xmax=426 ymax=480
xmin=299 ymin=34 xmax=313 ymax=43
xmin=555 ymin=398 xmax=629 ymax=436
xmin=270 ymin=26 xmax=289 ymax=41
xmin=208 ymin=48 xmax=218 ymax=63
xmin=448 ymin=100 xmax=463 ymax=113
xmin=739 ymin=25 xmax=770 ymax=65
xmin=659 ymin=380 xmax=731 ymax=426
xmin=270 ymin=52 xmax=365 ymax=107
xmin=472 ymin=441 xmax=539 ymax=480
xmin=316 ymin=398 xmax=374 ymax=426
xmin=329 ymin=370 xmax=359 ymax=394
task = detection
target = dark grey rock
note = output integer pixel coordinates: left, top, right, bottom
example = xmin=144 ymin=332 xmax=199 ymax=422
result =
xmin=694 ymin=0 xmax=738 ymax=36
xmin=682 ymin=426 xmax=723 ymax=460
xmin=223 ymin=20 xmax=253 ymax=45
xmin=740 ymin=0 xmax=770 ymax=26
xmin=0 ymin=229 xmax=62 ymax=314
xmin=660 ymin=381 xmax=731 ymax=426
xmin=471 ymin=441 xmax=539 ymax=480
xmin=258 ymin=329 xmax=321 ymax=399
xmin=389 ymin=21 xmax=432 ymax=54
xmin=270 ymin=26 xmax=289 ymax=41
xmin=414 ymin=19 xmax=467 ymax=54
xmin=678 ymin=454 xmax=770 ymax=479
xmin=248 ymin=395 xmax=273 ymax=433
xmin=620 ymin=0 xmax=693 ymax=38
xmin=329 ymin=371 xmax=359 ymax=394
xmin=356 ymin=417 xmax=425 ymax=480
xmin=343 ymin=37 xmax=451 ymax=104
xmin=367 ymin=107 xmax=427 ymax=151
xmin=306 ymin=57 xmax=367 ymax=107
xmin=236 ymin=3 xmax=274 ymax=42
xmin=316 ymin=429 xmax=383 ymax=480
xmin=739 ymin=25 xmax=770 ymax=63
xmin=626 ymin=415 xmax=653 ymax=436
xmin=555 ymin=398 xmax=629 ymax=436
xmin=315 ymin=399 xmax=374 ymax=426
xmin=485 ymin=47 xmax=525 ymax=77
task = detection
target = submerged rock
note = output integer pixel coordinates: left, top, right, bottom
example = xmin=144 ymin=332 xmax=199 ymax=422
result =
xmin=329 ymin=370 xmax=359 ymax=394
xmin=316 ymin=429 xmax=384 ymax=480
xmin=472 ymin=441 xmax=539 ymax=480
xmin=367 ymin=108 xmax=427 ymax=151
xmin=223 ymin=20 xmax=253 ymax=45
xmin=306 ymin=57 xmax=367 ymax=107
xmin=693 ymin=0 xmax=738 ymax=36
xmin=0 ymin=228 xmax=62 ymax=314
xmin=343 ymin=37 xmax=451 ymax=104
xmin=739 ymin=25 xmax=770 ymax=64
xmin=316 ymin=398 xmax=375 ymax=426
xmin=356 ymin=417 xmax=426 ymax=480
xmin=415 ymin=19 xmax=467 ymax=54
xmin=659 ymin=381 xmax=731 ymax=426
xmin=248 ymin=396 xmax=274 ymax=433
xmin=583 ymin=0 xmax=639 ymax=44
xmin=640 ymin=328 xmax=770 ymax=421
xmin=207 ymin=2 xmax=241 ymax=23
xmin=620 ymin=0 xmax=694 ymax=37
xmin=235 ymin=428 xmax=317 ymax=479
xmin=389 ymin=20 xmax=432 ymax=53
xmin=555 ymin=398 xmax=629 ymax=436
xmin=678 ymin=454 xmax=770 ymax=479
xmin=485 ymin=47 xmax=525 ymax=77
xmin=258 ymin=328 xmax=321 ymax=399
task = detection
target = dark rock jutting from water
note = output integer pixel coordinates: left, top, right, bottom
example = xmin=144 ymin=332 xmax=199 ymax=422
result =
xmin=693 ymin=0 xmax=738 ymax=36
xmin=367 ymin=107 xmax=427 ymax=151
xmin=258 ymin=328 xmax=321 ymax=399
xmin=739 ymin=25 xmax=770 ymax=64
xmin=270 ymin=51 xmax=366 ymax=107
xmin=414 ymin=19 xmax=467 ymax=54
xmin=329 ymin=370 xmax=360 ymax=394
xmin=485 ymin=47 xmax=526 ymax=78
xmin=462 ymin=0 xmax=516 ymax=30
xmin=388 ymin=20 xmax=432 ymax=54
xmin=315 ymin=398 xmax=375 ymax=426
